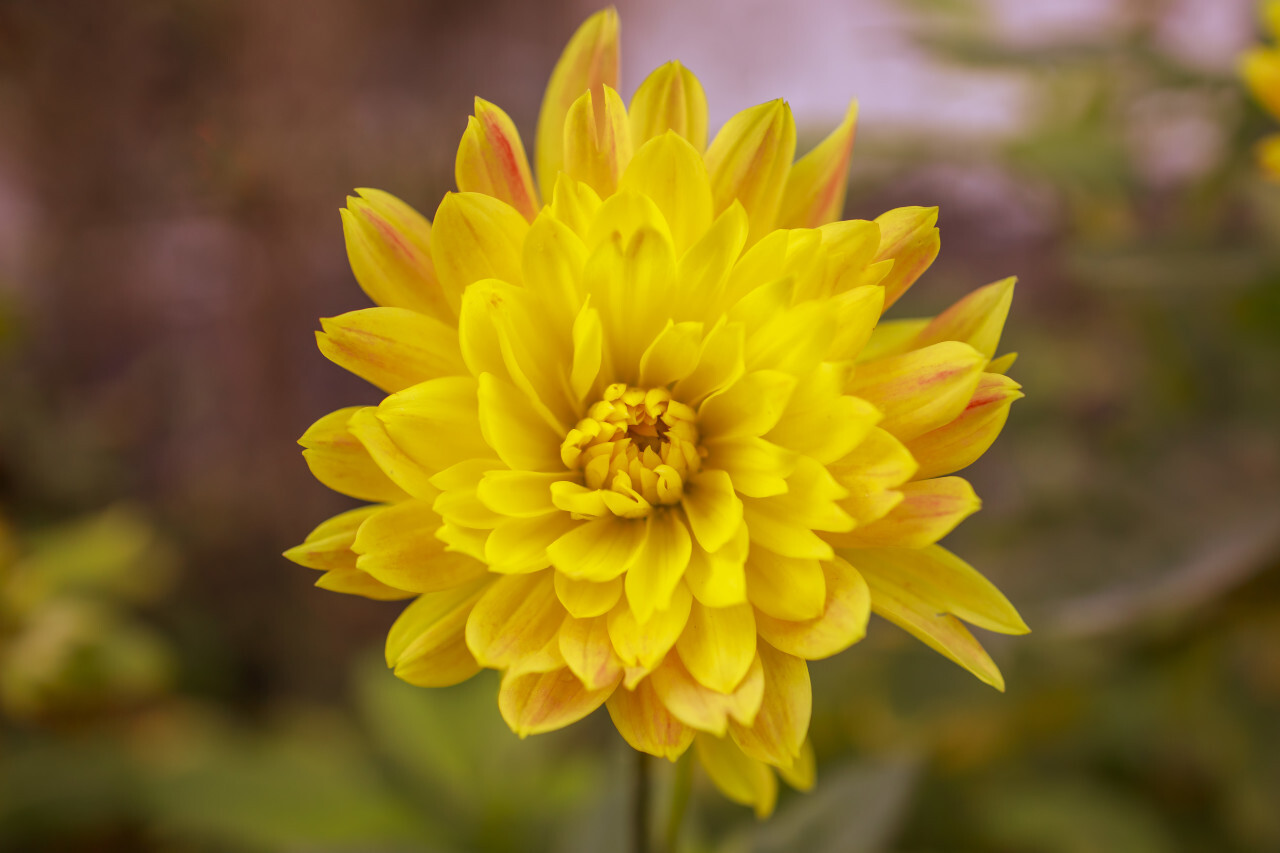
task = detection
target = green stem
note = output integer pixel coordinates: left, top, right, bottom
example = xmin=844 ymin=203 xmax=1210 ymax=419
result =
xmin=662 ymin=752 xmax=694 ymax=853
xmin=633 ymin=749 xmax=651 ymax=853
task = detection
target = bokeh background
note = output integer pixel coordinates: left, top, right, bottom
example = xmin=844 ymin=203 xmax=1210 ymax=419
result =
xmin=2 ymin=0 xmax=1279 ymax=850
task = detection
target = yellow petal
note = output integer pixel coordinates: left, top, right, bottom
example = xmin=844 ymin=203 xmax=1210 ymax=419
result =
xmin=986 ymin=352 xmax=1018 ymax=375
xmin=695 ymin=734 xmax=777 ymax=819
xmin=685 ymin=523 xmax=749 ymax=608
xmin=857 ymin=317 xmax=931 ymax=363
xmin=721 ymin=228 xmax=823 ymax=319
xmin=728 ymin=642 xmax=811 ymax=767
xmin=671 ymin=316 xmax=746 ymax=405
xmin=554 ymin=571 xmax=623 ymax=618
xmin=851 ymin=545 xmax=1029 ymax=635
xmin=913 ymin=277 xmax=1015 ymax=359
xmin=831 ymin=476 xmax=980 ymax=549
xmin=430 ymin=192 xmax=529 ymax=315
xmin=873 ymin=206 xmax=940 ymax=311
xmin=300 ymin=407 xmax=410 ymax=503
xmin=430 ymin=457 xmax=506 ymax=529
xmin=559 ymin=614 xmax=624 ymax=690
xmin=638 ymin=320 xmax=703 ymax=388
xmin=777 ymin=100 xmax=858 ymax=229
xmin=455 ymin=98 xmax=539 ymax=221
xmin=548 ymin=515 xmax=647 ymax=581
xmin=679 ymin=469 xmax=743 ymax=554
xmin=535 ymin=8 xmax=620 ymax=199
xmin=353 ymin=500 xmax=489 ymax=593
xmin=745 ymin=547 xmax=825 ymax=621
xmin=370 ymin=376 xmax=490 ymax=485
xmin=766 ymin=363 xmax=881 ymax=464
xmin=674 ymin=204 xmax=750 ymax=324
xmin=849 ymin=341 xmax=985 ymax=442
xmin=386 ymin=579 xmax=489 ymax=687
xmin=563 ymin=85 xmax=634 ymax=199
xmin=755 ymin=556 xmax=870 ymax=660
xmin=608 ymin=582 xmax=693 ymax=685
xmin=624 ymin=511 xmax=693 ymax=623
xmin=702 ymin=435 xmax=796 ymax=498
xmin=741 ymin=456 xmax=852 ymax=556
xmin=499 ymin=666 xmax=617 ymax=737
xmin=606 ymin=676 xmax=695 ymax=760
xmin=743 ymin=299 xmax=836 ymax=378
xmin=704 ymin=100 xmax=797 ymax=244
xmin=522 ymin=211 xmax=588 ymax=336
xmin=571 ymin=302 xmax=605 ymax=402
xmin=341 ymin=188 xmax=450 ymax=321
xmin=856 ymin=562 xmax=1005 ymax=690
xmin=777 ymin=737 xmax=816 ymax=792
xmin=476 ymin=470 xmax=568 ymax=517
xmin=466 ymin=571 xmax=567 ymax=675
xmin=827 ymin=285 xmax=886 ymax=361
xmin=828 ymin=427 xmax=917 ymax=527
xmin=676 ymin=600 xmax=757 ymax=694
xmin=1259 ymin=133 xmax=1280 ymax=178
xmin=1242 ymin=47 xmax=1280 ymax=119
xmin=629 ymin=61 xmax=709 ymax=152
xmin=485 ymin=512 xmax=578 ymax=574
xmin=906 ymin=373 xmax=1022 ymax=480
xmin=549 ymin=172 xmax=604 ymax=240
xmin=285 ymin=507 xmax=414 ymax=601
xmin=698 ymin=370 xmax=796 ymax=440
xmin=476 ymin=373 xmax=564 ymax=472
xmin=619 ymin=131 xmax=713 ymax=254
xmin=317 ymin=307 xmax=465 ymax=393
xmin=652 ymin=651 xmax=764 ymax=735
xmin=582 ymin=221 xmax=677 ymax=376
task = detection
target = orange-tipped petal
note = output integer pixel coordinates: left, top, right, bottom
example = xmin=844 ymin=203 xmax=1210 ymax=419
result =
xmin=536 ymin=8 xmax=620 ymax=198
xmin=317 ymin=307 xmax=465 ymax=393
xmin=872 ymin=206 xmax=940 ymax=311
xmin=341 ymin=190 xmax=449 ymax=320
xmin=562 ymin=85 xmax=634 ymax=199
xmin=913 ymin=277 xmax=1015 ymax=359
xmin=829 ymin=476 xmax=980 ymax=549
xmin=629 ymin=61 xmax=709 ymax=152
xmin=704 ymin=100 xmax=797 ymax=244
xmin=905 ymin=373 xmax=1023 ymax=480
xmin=777 ymin=100 xmax=858 ymax=229
xmin=849 ymin=341 xmax=985 ymax=442
xmin=606 ymin=676 xmax=694 ymax=760
xmin=455 ymin=98 xmax=540 ymax=221
xmin=499 ymin=666 xmax=618 ymax=737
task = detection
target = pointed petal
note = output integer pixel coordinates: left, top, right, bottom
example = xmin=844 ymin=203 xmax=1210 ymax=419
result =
xmin=684 ymin=524 xmax=749 ymax=608
xmin=607 ymin=676 xmax=695 ymax=760
xmin=704 ymin=100 xmax=797 ymax=244
xmin=829 ymin=427 xmax=917 ymax=527
xmin=535 ymin=8 xmax=620 ymax=198
xmin=341 ymin=188 xmax=450 ymax=321
xmin=851 ymin=545 xmax=1029 ymax=635
xmin=849 ymin=341 xmax=985 ymax=442
xmin=755 ymin=556 xmax=870 ymax=660
xmin=873 ymin=206 xmax=940 ymax=310
xmin=629 ymin=61 xmax=709 ymax=152
xmin=499 ymin=666 xmax=617 ymax=737
xmin=386 ymin=579 xmax=489 ymax=686
xmin=671 ymin=315 xmax=746 ymax=405
xmin=559 ymin=614 xmax=624 ymax=690
xmin=370 ymin=376 xmax=489 ymax=484
xmin=680 ymin=469 xmax=744 ymax=554
xmin=831 ymin=476 xmax=981 ymax=549
xmin=913 ymin=277 xmax=1016 ymax=359
xmin=619 ymin=131 xmax=713 ymax=254
xmin=353 ymin=500 xmax=489 ymax=593
xmin=728 ymin=642 xmax=811 ymax=767
xmin=285 ymin=507 xmax=414 ymax=601
xmin=317 ymin=307 xmax=465 ymax=393
xmin=676 ymin=600 xmax=757 ymax=694
xmin=430 ymin=192 xmax=529 ymax=315
xmin=466 ymin=571 xmax=567 ymax=675
xmin=548 ymin=515 xmax=647 ymax=581
xmin=674 ymin=204 xmax=750 ymax=324
xmin=300 ymin=407 xmax=410 ymax=503
xmin=522 ymin=210 xmax=588 ymax=335
xmin=652 ymin=651 xmax=764 ymax=734
xmin=455 ymin=98 xmax=539 ymax=221
xmin=563 ymin=86 xmax=634 ymax=199
xmin=777 ymin=100 xmax=858 ymax=228
xmin=695 ymin=734 xmax=778 ymax=819
xmin=607 ymin=582 xmax=692 ymax=684
xmin=625 ymin=512 xmax=693 ymax=623
xmin=905 ymin=373 xmax=1023 ymax=480
xmin=555 ymin=571 xmax=623 ymax=618
xmin=766 ymin=362 xmax=881 ymax=464
xmin=639 ymin=320 xmax=704 ymax=388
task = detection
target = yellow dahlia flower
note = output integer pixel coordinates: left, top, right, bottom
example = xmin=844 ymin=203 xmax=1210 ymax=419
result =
xmin=1243 ymin=0 xmax=1280 ymax=176
xmin=287 ymin=8 xmax=1028 ymax=817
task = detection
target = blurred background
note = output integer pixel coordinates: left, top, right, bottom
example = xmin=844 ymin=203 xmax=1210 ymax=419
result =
xmin=2 ymin=0 xmax=1279 ymax=850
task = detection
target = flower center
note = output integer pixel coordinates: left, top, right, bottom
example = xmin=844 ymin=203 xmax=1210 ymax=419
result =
xmin=560 ymin=384 xmax=703 ymax=508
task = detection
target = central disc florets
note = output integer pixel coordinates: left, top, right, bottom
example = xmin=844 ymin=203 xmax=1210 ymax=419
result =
xmin=560 ymin=384 xmax=703 ymax=510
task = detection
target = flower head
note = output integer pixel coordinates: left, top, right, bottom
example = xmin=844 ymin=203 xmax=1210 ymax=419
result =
xmin=1243 ymin=0 xmax=1280 ymax=176
xmin=287 ymin=8 xmax=1028 ymax=817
